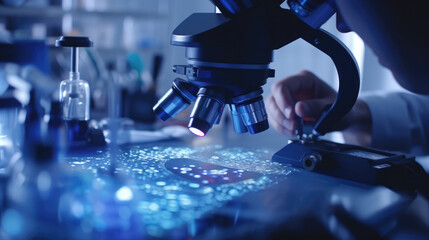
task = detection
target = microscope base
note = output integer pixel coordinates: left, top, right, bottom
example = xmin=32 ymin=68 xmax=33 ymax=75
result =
xmin=272 ymin=140 xmax=418 ymax=192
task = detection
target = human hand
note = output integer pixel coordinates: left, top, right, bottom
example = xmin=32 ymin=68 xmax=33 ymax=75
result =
xmin=265 ymin=70 xmax=371 ymax=144
xmin=265 ymin=70 xmax=337 ymax=136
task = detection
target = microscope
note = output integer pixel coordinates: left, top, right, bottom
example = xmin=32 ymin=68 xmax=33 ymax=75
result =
xmin=154 ymin=0 xmax=360 ymax=137
xmin=154 ymin=0 xmax=429 ymax=195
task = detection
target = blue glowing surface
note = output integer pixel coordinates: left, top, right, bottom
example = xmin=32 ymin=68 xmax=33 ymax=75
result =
xmin=165 ymin=158 xmax=264 ymax=185
xmin=61 ymin=144 xmax=294 ymax=238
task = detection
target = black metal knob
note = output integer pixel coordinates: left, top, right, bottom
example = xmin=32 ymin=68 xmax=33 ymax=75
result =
xmin=55 ymin=36 xmax=93 ymax=48
xmin=301 ymin=152 xmax=322 ymax=171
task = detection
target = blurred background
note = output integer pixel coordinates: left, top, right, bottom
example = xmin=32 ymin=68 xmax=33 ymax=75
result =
xmin=0 ymin=0 xmax=405 ymax=147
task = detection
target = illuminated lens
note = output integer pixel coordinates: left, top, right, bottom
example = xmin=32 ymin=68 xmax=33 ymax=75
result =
xmin=189 ymin=127 xmax=205 ymax=137
xmin=187 ymin=88 xmax=225 ymax=137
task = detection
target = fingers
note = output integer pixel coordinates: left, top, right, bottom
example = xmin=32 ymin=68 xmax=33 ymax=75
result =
xmin=285 ymin=70 xmax=336 ymax=100
xmin=267 ymin=70 xmax=338 ymax=136
xmin=269 ymin=70 xmax=326 ymax=120
xmin=265 ymin=95 xmax=297 ymax=136
xmin=270 ymin=79 xmax=296 ymax=120
xmin=295 ymin=98 xmax=333 ymax=120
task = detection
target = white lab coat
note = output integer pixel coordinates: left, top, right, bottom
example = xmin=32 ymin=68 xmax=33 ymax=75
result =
xmin=362 ymin=92 xmax=429 ymax=155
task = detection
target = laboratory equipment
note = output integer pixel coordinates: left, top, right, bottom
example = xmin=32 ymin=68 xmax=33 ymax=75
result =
xmin=153 ymin=0 xmax=359 ymax=137
xmin=273 ymin=140 xmax=420 ymax=190
xmin=56 ymin=36 xmax=93 ymax=148
xmin=153 ymin=0 xmax=429 ymax=196
xmin=153 ymin=78 xmax=197 ymax=122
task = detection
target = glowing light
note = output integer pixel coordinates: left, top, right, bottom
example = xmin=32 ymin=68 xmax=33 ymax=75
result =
xmin=156 ymin=181 xmax=166 ymax=186
xmin=228 ymin=189 xmax=239 ymax=197
xmin=1 ymin=209 xmax=23 ymax=236
xmin=115 ymin=186 xmax=134 ymax=201
xmin=37 ymin=171 xmax=51 ymax=193
xmin=71 ymin=201 xmax=84 ymax=218
xmin=149 ymin=203 xmax=160 ymax=211
xmin=188 ymin=183 xmax=200 ymax=188
xmin=188 ymin=127 xmax=205 ymax=137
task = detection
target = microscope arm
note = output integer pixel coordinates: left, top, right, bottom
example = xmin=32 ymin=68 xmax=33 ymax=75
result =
xmin=272 ymin=9 xmax=360 ymax=136
xmin=301 ymin=29 xmax=360 ymax=135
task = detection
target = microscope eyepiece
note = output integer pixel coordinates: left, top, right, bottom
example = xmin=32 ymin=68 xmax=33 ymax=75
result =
xmin=188 ymin=88 xmax=225 ymax=137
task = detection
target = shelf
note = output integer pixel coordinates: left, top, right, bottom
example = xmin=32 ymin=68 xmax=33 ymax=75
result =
xmin=0 ymin=6 xmax=168 ymax=19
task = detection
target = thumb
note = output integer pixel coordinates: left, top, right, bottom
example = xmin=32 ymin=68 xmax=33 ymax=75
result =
xmin=295 ymin=99 xmax=332 ymax=120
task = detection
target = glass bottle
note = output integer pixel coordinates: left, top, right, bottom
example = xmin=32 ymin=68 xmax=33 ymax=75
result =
xmin=60 ymin=72 xmax=90 ymax=146
xmin=56 ymin=36 xmax=93 ymax=148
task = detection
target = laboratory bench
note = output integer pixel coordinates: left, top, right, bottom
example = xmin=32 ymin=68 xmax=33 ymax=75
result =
xmin=1 ymin=125 xmax=428 ymax=240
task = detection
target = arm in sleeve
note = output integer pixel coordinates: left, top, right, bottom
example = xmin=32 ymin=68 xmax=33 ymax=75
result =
xmin=361 ymin=92 xmax=429 ymax=155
